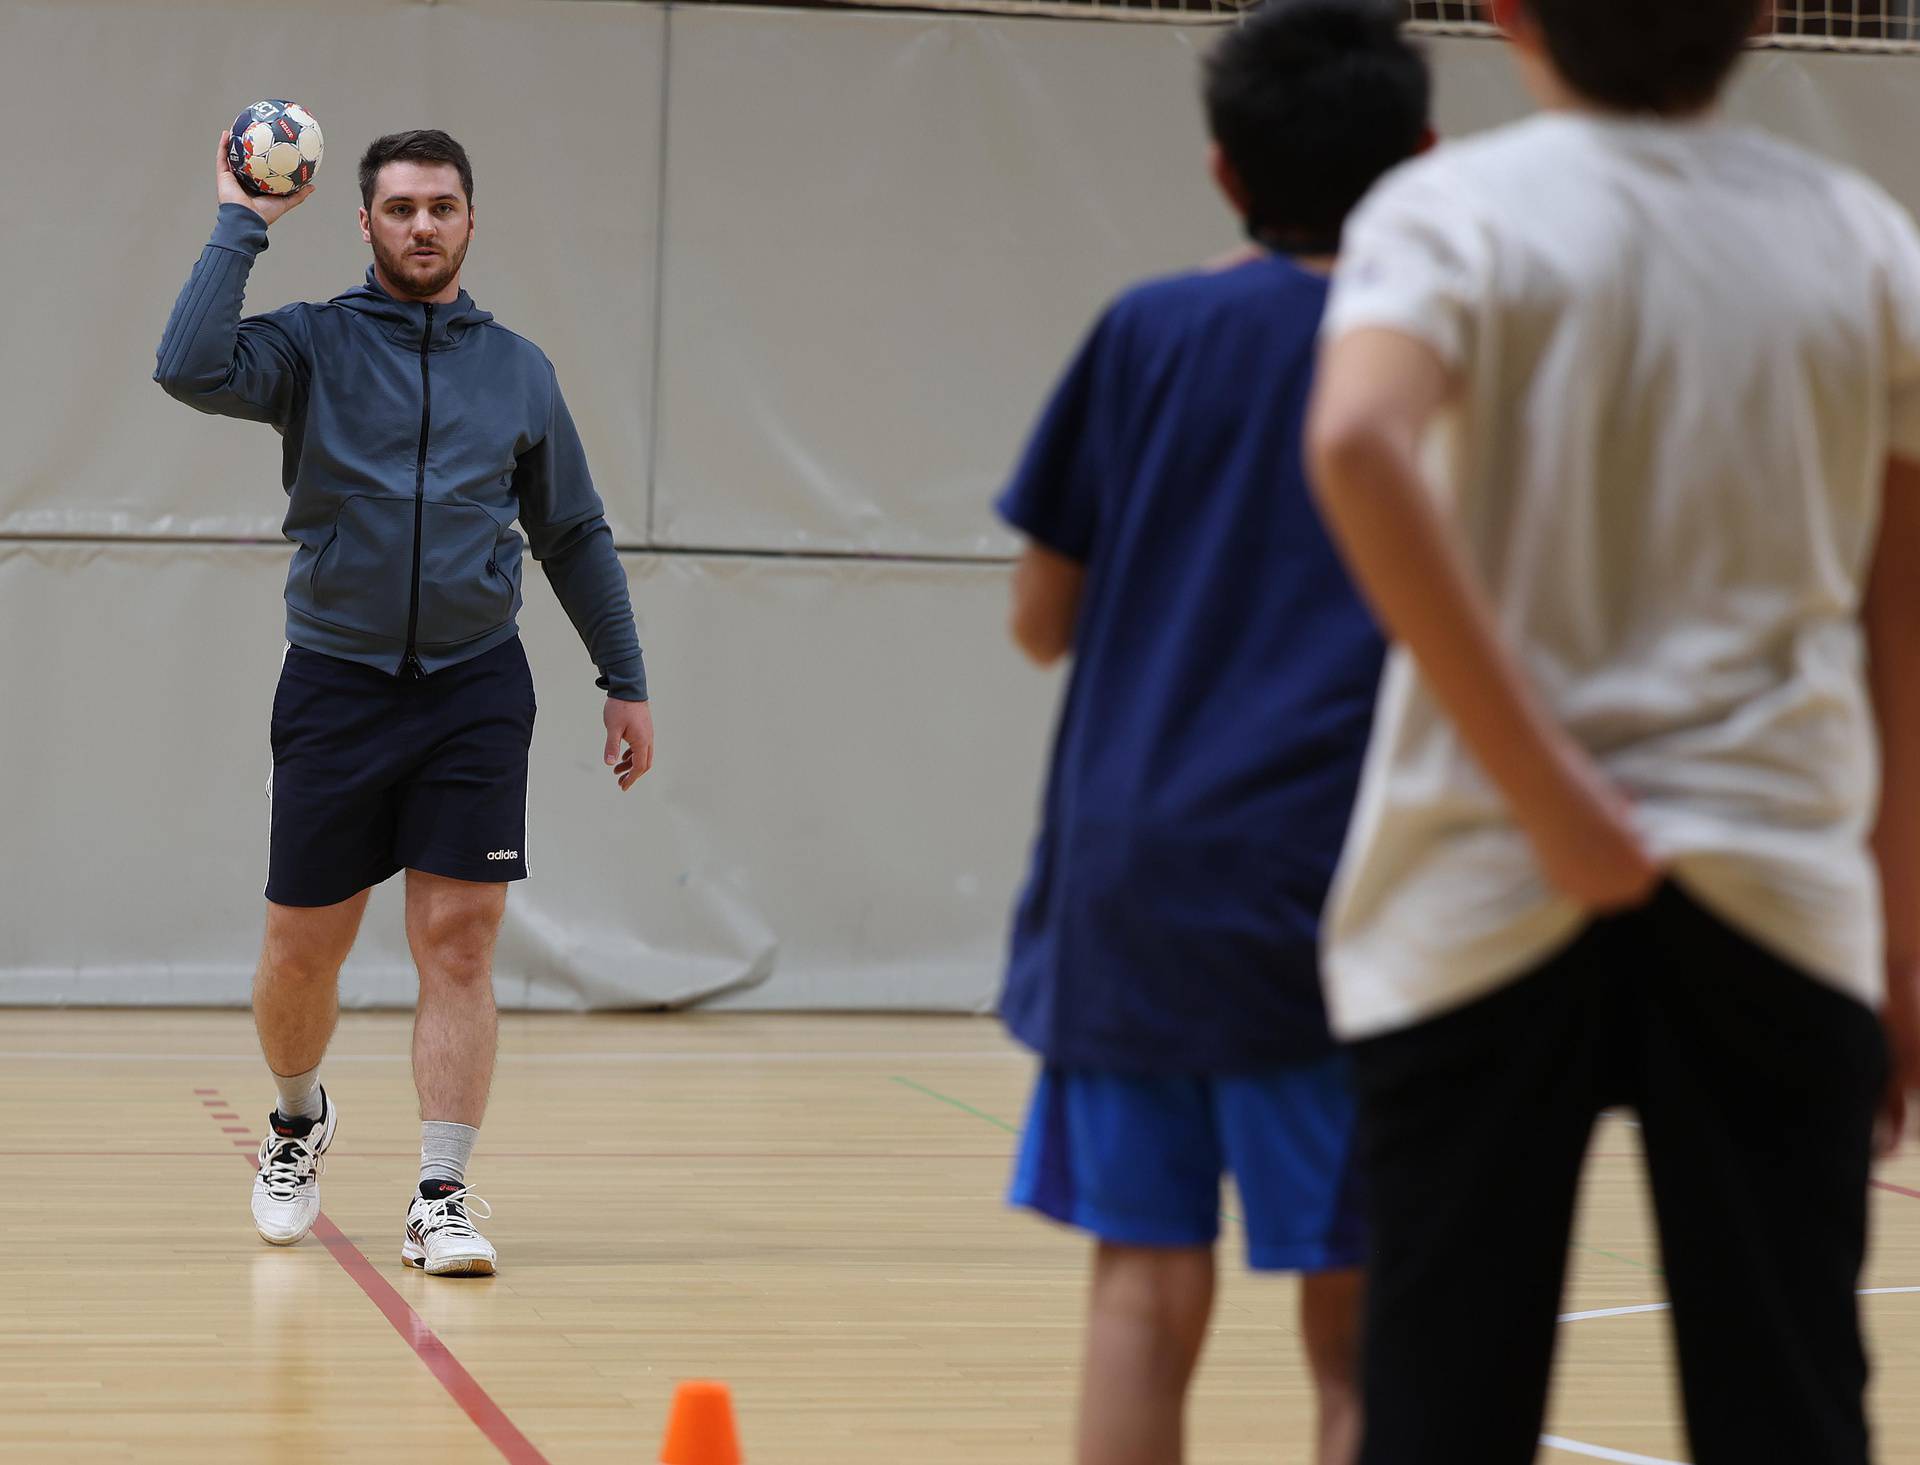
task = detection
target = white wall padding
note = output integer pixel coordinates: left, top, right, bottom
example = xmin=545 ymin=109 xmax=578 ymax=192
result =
xmin=650 ymin=8 xmax=1234 ymax=557
xmin=1426 ymin=36 xmax=1920 ymax=212
xmin=1725 ymin=50 xmax=1920 ymax=208
xmin=10 ymin=10 xmax=1920 ymax=1011
xmin=0 ymin=541 xmax=1058 ymax=1009
xmin=0 ymin=0 xmax=662 ymax=542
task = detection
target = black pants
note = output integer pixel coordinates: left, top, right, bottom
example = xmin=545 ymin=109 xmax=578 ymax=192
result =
xmin=1351 ymin=884 xmax=1885 ymax=1465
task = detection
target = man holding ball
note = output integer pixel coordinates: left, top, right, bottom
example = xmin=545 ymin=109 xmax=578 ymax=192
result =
xmin=155 ymin=126 xmax=653 ymax=1275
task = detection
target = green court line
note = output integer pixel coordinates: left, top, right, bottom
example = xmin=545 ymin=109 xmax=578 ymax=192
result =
xmin=891 ymin=1074 xmax=1661 ymax=1275
xmin=890 ymin=1075 xmax=1020 ymax=1133
xmin=1577 ymin=1243 xmax=1663 ymax=1277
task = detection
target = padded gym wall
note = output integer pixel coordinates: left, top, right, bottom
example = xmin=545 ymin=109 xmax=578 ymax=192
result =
xmin=2 ymin=4 xmax=1916 ymax=1007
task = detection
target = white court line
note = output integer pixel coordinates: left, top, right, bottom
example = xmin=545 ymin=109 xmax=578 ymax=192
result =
xmin=1550 ymin=1301 xmax=1686 ymax=1465
xmin=1541 ymin=1436 xmax=1683 ymax=1465
xmin=0 ymin=1048 xmax=1024 ymax=1065
xmin=1549 ymin=1286 xmax=1920 ymax=1463
xmin=1560 ymin=1302 xmax=1671 ymax=1323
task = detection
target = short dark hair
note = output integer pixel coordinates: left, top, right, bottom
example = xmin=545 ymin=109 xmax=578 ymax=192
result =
xmin=358 ymin=130 xmax=475 ymax=210
xmin=1203 ymin=0 xmax=1429 ymax=251
xmin=1525 ymin=0 xmax=1762 ymax=114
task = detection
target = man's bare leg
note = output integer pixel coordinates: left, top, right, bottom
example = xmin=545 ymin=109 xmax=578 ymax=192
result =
xmin=401 ymin=871 xmax=506 ymax=1275
xmin=250 ymin=892 xmax=367 ymax=1244
xmin=406 ymin=870 xmax=505 ymax=1128
xmin=254 ymin=892 xmax=368 ymax=1086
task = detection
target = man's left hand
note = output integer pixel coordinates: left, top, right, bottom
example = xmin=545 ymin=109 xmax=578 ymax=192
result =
xmin=603 ymin=698 xmax=654 ymax=791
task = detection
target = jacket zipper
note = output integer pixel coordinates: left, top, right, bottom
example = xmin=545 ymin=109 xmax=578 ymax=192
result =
xmin=401 ymin=302 xmax=434 ymax=678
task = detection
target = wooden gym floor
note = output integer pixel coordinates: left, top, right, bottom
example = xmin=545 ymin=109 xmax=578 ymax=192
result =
xmin=5 ymin=1009 xmax=1920 ymax=1463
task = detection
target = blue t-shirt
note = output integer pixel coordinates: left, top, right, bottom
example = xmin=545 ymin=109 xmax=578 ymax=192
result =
xmin=997 ymin=255 xmax=1385 ymax=1075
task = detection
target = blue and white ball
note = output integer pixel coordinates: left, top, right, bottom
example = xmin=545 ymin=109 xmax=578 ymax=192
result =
xmin=226 ymin=99 xmax=323 ymax=197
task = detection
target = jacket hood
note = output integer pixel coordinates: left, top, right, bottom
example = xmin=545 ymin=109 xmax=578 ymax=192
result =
xmin=331 ymin=268 xmax=494 ymax=350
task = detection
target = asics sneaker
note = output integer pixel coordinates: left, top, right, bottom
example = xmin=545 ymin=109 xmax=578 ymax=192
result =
xmin=402 ymin=1181 xmax=497 ymax=1276
xmin=251 ymin=1089 xmax=337 ymax=1246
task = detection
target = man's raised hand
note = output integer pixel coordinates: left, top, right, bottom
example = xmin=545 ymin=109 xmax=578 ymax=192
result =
xmin=217 ymin=131 xmax=314 ymax=225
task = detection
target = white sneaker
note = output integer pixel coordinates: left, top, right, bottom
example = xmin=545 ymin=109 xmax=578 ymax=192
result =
xmin=251 ymin=1089 xmax=337 ymax=1246
xmin=402 ymin=1184 xmax=497 ymax=1276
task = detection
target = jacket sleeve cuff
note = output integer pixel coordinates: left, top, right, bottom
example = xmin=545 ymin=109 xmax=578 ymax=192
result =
xmin=596 ymin=657 xmax=649 ymax=702
xmin=210 ymin=202 xmax=270 ymax=255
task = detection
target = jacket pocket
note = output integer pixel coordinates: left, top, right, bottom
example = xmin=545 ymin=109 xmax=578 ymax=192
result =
xmin=416 ymin=501 xmax=519 ymax=648
xmin=303 ymin=494 xmax=414 ymax=641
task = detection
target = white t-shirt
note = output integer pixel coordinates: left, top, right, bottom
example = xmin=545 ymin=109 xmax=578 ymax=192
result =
xmin=1319 ymin=112 xmax=1920 ymax=1041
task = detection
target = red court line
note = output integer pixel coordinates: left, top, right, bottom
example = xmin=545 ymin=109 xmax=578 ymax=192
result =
xmin=195 ymin=1089 xmax=550 ymax=1465
xmin=307 ymin=1209 xmax=550 ymax=1464
xmin=221 ymin=1126 xmax=250 ymax=1134
xmin=194 ymin=1088 xmax=218 ymax=1095
xmin=1875 ymin=1179 xmax=1920 ymax=1202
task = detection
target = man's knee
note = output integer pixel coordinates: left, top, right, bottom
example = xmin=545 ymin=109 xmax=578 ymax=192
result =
xmin=260 ymin=900 xmax=363 ymax=986
xmin=418 ymin=930 xmax=496 ymax=988
xmin=261 ymin=945 xmax=346 ymax=986
xmin=412 ymin=896 xmax=504 ymax=987
xmin=424 ymin=957 xmax=494 ymax=992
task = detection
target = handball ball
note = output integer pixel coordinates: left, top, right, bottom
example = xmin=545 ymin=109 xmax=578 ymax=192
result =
xmin=227 ymin=100 xmax=323 ymax=197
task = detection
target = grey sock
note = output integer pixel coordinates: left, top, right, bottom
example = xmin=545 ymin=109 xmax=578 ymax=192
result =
xmin=420 ymin=1121 xmax=479 ymax=1189
xmin=271 ymin=1065 xmax=324 ymax=1122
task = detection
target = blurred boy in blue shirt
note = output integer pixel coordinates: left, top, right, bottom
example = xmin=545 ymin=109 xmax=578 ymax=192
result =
xmin=996 ymin=5 xmax=1427 ymax=1461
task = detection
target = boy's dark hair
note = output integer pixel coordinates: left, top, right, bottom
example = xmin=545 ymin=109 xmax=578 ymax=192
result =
xmin=1525 ymin=0 xmax=1761 ymax=114
xmin=358 ymin=130 xmax=475 ymax=210
xmin=1203 ymin=0 xmax=1428 ymax=252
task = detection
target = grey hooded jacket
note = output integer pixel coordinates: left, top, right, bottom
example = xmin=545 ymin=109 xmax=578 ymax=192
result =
xmin=154 ymin=203 xmax=646 ymax=700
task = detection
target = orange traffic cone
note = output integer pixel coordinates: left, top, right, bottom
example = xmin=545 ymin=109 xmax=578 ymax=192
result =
xmin=660 ymin=1380 xmax=744 ymax=1465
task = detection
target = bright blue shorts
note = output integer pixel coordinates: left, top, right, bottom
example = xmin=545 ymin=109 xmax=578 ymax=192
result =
xmin=1008 ymin=1053 xmax=1365 ymax=1272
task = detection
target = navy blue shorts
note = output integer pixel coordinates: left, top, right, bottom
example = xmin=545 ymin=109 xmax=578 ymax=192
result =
xmin=1009 ymin=1054 xmax=1366 ymax=1272
xmin=267 ymin=639 xmax=536 ymax=907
